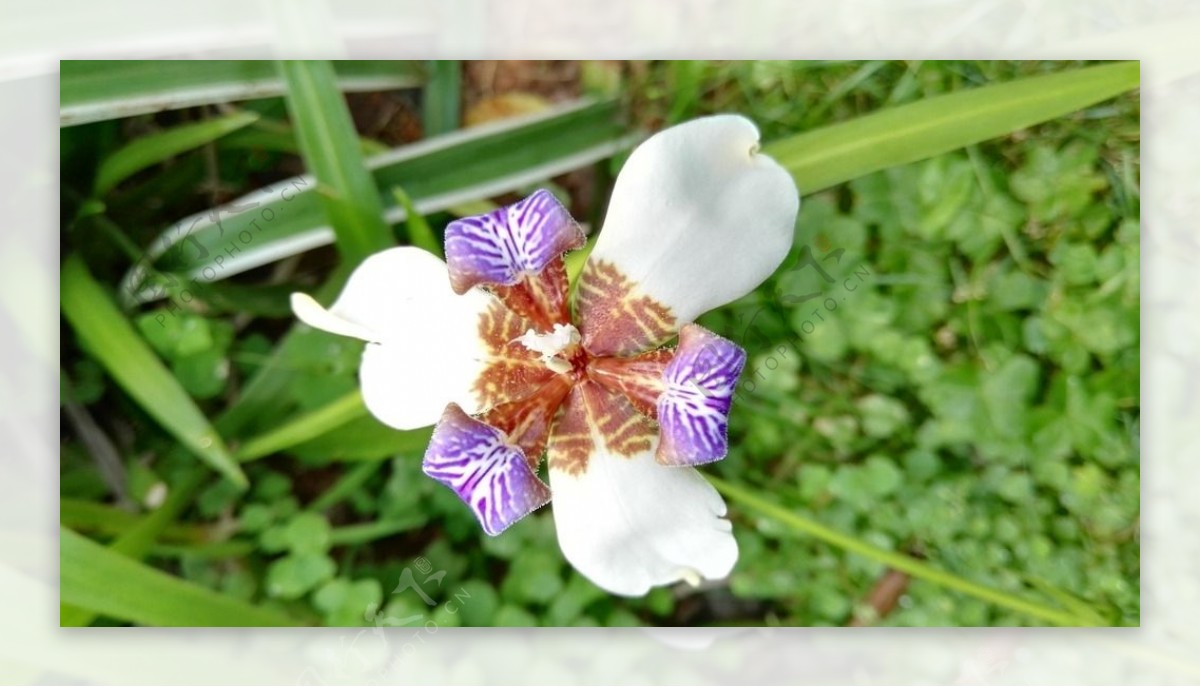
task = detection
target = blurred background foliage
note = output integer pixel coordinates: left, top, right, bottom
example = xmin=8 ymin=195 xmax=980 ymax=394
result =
xmin=59 ymin=60 xmax=1139 ymax=627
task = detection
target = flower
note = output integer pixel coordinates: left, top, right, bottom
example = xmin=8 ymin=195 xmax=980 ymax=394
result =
xmin=291 ymin=115 xmax=799 ymax=596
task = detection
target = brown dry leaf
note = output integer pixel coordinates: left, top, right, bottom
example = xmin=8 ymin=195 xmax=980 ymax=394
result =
xmin=464 ymin=92 xmax=552 ymax=127
xmin=848 ymin=568 xmax=911 ymax=626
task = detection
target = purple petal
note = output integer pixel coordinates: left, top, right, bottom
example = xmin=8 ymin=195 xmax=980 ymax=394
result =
xmin=423 ymin=404 xmax=551 ymax=535
xmin=444 ymin=189 xmax=584 ymax=294
xmin=655 ymin=324 xmax=746 ymax=466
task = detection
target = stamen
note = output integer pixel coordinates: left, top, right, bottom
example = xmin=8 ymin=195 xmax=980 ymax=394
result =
xmin=517 ymin=323 xmax=581 ymax=372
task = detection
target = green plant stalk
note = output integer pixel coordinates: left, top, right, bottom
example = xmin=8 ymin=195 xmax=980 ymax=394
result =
xmin=235 ymin=389 xmax=366 ymax=462
xmin=328 ymin=519 xmax=420 ymax=547
xmin=60 ymin=498 xmax=209 ymax=542
xmin=565 ymin=234 xmax=597 ymax=293
xmin=766 ymin=61 xmax=1139 ymax=193
xmin=150 ymin=540 xmax=256 ymax=560
xmin=289 ymin=417 xmax=433 ymax=462
xmin=392 ymin=187 xmax=443 ymax=256
xmin=92 ymin=111 xmax=260 ymax=196
xmin=391 ymin=186 xmax=444 ymax=255
xmin=221 ymin=118 xmax=388 ymax=157
xmin=110 ymin=470 xmax=209 ymax=557
xmin=60 ymin=255 xmax=246 ymax=487
xmin=307 ymin=461 xmax=382 ymax=512
xmin=708 ymin=475 xmax=1097 ymax=626
xmin=278 ymin=59 xmax=394 ymax=265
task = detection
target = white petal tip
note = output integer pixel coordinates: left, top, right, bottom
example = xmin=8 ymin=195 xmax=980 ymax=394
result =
xmin=550 ymin=450 xmax=740 ymax=598
xmin=290 ymin=292 xmax=376 ymax=341
xmin=676 ymin=567 xmax=703 ymax=588
xmin=584 ymin=113 xmax=798 ymax=326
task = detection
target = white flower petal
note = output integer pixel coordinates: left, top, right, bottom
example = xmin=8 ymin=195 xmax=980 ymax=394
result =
xmin=291 ymin=247 xmax=494 ymax=429
xmin=290 ymin=293 xmax=374 ymax=341
xmin=577 ymin=115 xmax=799 ymax=356
xmin=549 ymin=443 xmax=738 ymax=597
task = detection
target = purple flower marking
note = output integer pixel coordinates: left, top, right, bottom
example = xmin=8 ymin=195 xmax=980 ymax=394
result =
xmin=444 ymin=189 xmax=584 ymax=294
xmin=655 ymin=324 xmax=746 ymax=466
xmin=423 ymin=404 xmax=551 ymax=535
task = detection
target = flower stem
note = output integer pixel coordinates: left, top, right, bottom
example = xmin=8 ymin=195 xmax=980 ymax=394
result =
xmin=708 ymin=475 xmax=1097 ymax=626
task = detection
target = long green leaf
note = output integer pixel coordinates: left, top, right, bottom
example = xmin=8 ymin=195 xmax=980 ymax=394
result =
xmin=61 ymin=468 xmax=208 ymax=626
xmin=210 ymin=266 xmax=353 ymax=439
xmin=709 ymin=476 xmax=1099 ymax=626
xmin=220 ymin=118 xmax=388 ymax=157
xmin=279 ymin=59 xmax=393 ymax=264
xmin=59 ymin=498 xmax=206 ymax=543
xmin=93 ymin=111 xmax=260 ymax=196
xmin=120 ymin=99 xmax=630 ymax=304
xmin=766 ymin=61 xmax=1139 ymax=193
xmin=61 ymin=60 xmax=423 ymax=127
xmin=150 ymin=539 xmax=256 ymax=560
xmin=234 ymin=390 xmax=367 ymax=462
xmin=422 ymin=60 xmax=461 ymax=136
xmin=61 ymin=528 xmax=298 ymax=626
xmin=392 ymin=186 xmax=442 ymax=256
xmin=60 ymin=255 xmax=246 ymax=487
xmin=106 ymin=469 xmax=209 ymax=557
xmin=291 ymin=415 xmax=433 ymax=462
xmin=235 ymin=389 xmax=431 ymax=463
xmin=328 ymin=518 xmax=424 ymax=546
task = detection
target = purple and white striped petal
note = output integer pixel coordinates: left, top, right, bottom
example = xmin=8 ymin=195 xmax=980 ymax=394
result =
xmin=423 ymin=404 xmax=551 ymax=535
xmin=444 ymin=189 xmax=585 ymax=295
xmin=655 ymin=324 xmax=747 ymax=466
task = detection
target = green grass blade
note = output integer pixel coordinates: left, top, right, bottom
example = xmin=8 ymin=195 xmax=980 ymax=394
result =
xmin=209 ymin=266 xmax=352 ymax=439
xmin=279 ymin=59 xmax=393 ymax=265
xmin=120 ymin=99 xmax=630 ymax=301
xmin=234 ymin=390 xmax=367 ymax=462
xmin=59 ymin=498 xmax=206 ymax=543
xmin=120 ymin=101 xmax=629 ymax=440
xmin=61 ymin=469 xmax=209 ymax=626
xmin=766 ymin=61 xmax=1139 ymax=193
xmin=60 ymin=255 xmax=246 ymax=488
xmin=93 ymin=111 xmax=260 ymax=196
xmin=61 ymin=528 xmax=298 ymax=626
xmin=106 ymin=469 xmax=209 ymax=557
xmin=1027 ymin=577 xmax=1110 ymax=626
xmin=666 ymin=60 xmax=705 ymax=123
xmin=235 ymin=388 xmax=431 ymax=463
xmin=289 ymin=416 xmax=432 ymax=462
xmin=150 ymin=540 xmax=256 ymax=560
xmin=61 ymin=60 xmax=423 ymax=126
xmin=422 ymin=60 xmax=461 ymax=136
xmin=708 ymin=476 xmax=1098 ymax=626
xmin=391 ymin=186 xmax=442 ymax=256
xmin=307 ymin=462 xmax=383 ymax=512
xmin=220 ymin=118 xmax=388 ymax=157
xmin=328 ymin=519 xmax=423 ymax=546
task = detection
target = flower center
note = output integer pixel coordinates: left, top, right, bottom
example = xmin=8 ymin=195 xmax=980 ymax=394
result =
xmin=517 ymin=323 xmax=581 ymax=374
